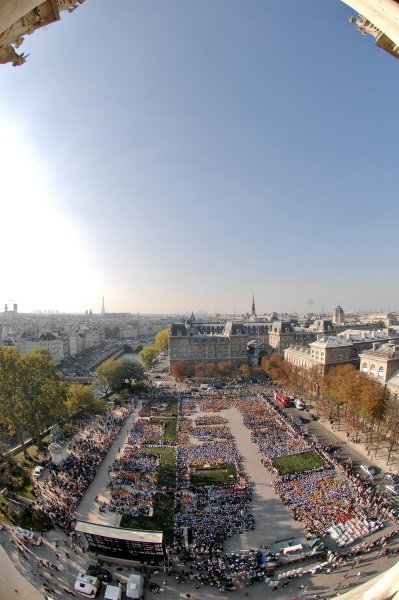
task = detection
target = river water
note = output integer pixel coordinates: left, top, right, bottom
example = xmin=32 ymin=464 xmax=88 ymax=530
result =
xmin=119 ymin=351 xmax=143 ymax=365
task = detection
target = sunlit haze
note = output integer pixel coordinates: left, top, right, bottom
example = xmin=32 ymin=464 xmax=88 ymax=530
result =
xmin=1 ymin=1 xmax=398 ymax=315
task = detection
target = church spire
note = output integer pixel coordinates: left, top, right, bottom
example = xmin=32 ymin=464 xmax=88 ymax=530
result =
xmin=251 ymin=294 xmax=256 ymax=317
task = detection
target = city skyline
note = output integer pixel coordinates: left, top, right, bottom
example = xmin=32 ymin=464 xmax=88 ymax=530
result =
xmin=1 ymin=1 xmax=398 ymax=314
xmin=1 ymin=297 xmax=397 ymax=318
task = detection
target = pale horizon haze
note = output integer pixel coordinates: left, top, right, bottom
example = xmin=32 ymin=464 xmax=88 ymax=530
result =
xmin=1 ymin=1 xmax=398 ymax=316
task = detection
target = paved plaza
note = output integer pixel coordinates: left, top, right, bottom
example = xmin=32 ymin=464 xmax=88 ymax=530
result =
xmin=222 ymin=406 xmax=305 ymax=551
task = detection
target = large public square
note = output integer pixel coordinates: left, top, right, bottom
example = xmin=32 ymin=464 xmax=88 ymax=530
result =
xmin=1 ymin=373 xmax=399 ymax=600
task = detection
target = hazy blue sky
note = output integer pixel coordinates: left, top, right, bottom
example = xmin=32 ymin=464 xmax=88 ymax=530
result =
xmin=1 ymin=1 xmax=398 ymax=315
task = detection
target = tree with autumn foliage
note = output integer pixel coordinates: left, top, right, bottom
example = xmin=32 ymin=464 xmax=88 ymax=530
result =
xmin=171 ymin=360 xmax=189 ymax=380
xmin=261 ymin=353 xmax=287 ymax=384
xmin=383 ymin=393 xmax=399 ymax=463
xmin=238 ymin=364 xmax=252 ymax=381
xmin=217 ymin=361 xmax=231 ymax=378
xmin=154 ymin=326 xmax=171 ymax=353
xmin=194 ymin=362 xmax=216 ymax=380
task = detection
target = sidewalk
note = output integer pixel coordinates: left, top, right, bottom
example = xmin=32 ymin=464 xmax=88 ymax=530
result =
xmin=313 ymin=412 xmax=399 ymax=476
xmin=75 ymin=400 xmax=142 ymax=527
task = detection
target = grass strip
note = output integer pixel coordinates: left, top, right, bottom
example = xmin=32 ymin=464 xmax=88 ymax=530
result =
xmin=120 ymin=493 xmax=174 ymax=545
xmin=191 ymin=463 xmax=237 ymax=486
xmin=272 ymin=451 xmax=325 ymax=476
xmin=140 ymin=446 xmax=176 ymax=486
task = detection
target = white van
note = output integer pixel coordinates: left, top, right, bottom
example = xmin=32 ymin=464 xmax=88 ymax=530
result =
xmin=74 ymin=573 xmax=101 ymax=598
xmin=126 ymin=573 xmax=144 ymax=599
xmin=104 ymin=583 xmax=123 ymax=600
xmin=14 ymin=527 xmax=42 ymax=546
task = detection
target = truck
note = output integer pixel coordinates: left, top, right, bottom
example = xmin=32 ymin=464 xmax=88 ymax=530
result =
xmin=104 ymin=583 xmax=122 ymax=600
xmin=74 ymin=573 xmax=101 ymax=598
xmin=126 ymin=573 xmax=144 ymax=599
xmin=273 ymin=392 xmax=291 ymax=408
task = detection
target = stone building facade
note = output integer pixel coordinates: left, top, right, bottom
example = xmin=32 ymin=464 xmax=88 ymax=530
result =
xmin=332 ymin=305 xmax=345 ymax=324
xmin=169 ymin=318 xmax=270 ymax=371
xmin=0 ymin=0 xmax=86 ymax=66
xmin=284 ymin=329 xmax=399 ymax=374
xmin=359 ymin=342 xmax=399 ymax=386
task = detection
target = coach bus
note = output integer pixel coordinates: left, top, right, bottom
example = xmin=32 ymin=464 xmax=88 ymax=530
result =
xmin=273 ymin=392 xmax=291 ymax=408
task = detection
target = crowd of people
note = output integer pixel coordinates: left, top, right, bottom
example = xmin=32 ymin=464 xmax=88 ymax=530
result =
xmin=107 ymin=444 xmax=159 ymax=517
xmin=233 ymin=395 xmax=395 ymax=544
xmin=33 ymin=409 xmax=133 ymax=532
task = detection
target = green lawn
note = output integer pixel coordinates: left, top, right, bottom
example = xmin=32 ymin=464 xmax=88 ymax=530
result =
xmin=120 ymin=493 xmax=174 ymax=545
xmin=272 ymin=451 xmax=325 ymax=476
xmin=191 ymin=463 xmax=237 ymax=486
xmin=13 ymin=445 xmax=40 ymax=465
xmin=140 ymin=447 xmax=176 ymax=486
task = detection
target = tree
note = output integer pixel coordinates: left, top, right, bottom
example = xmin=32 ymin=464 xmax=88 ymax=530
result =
xmin=154 ymin=326 xmax=171 ymax=353
xmin=171 ymin=361 xmax=189 ymax=380
xmin=261 ymin=353 xmax=287 ymax=384
xmin=93 ymin=359 xmax=117 ymax=399
xmin=18 ymin=350 xmax=68 ymax=449
xmin=194 ymin=362 xmax=216 ymax=380
xmin=217 ymin=361 xmax=231 ymax=378
xmin=104 ymin=326 xmax=120 ymax=339
xmin=0 ymin=347 xmax=26 ymax=455
xmin=0 ymin=426 xmax=9 ymax=460
xmin=66 ymin=384 xmax=105 ymax=416
xmin=238 ymin=364 xmax=252 ymax=381
xmin=305 ymin=365 xmax=324 ymax=410
xmin=94 ymin=358 xmax=144 ymax=397
xmin=114 ymin=359 xmax=145 ymax=388
xmin=383 ymin=393 xmax=399 ymax=463
xmin=358 ymin=375 xmax=386 ymax=448
xmin=139 ymin=346 xmax=158 ymax=369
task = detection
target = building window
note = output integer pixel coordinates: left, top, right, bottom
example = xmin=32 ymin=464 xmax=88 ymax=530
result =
xmin=370 ymin=364 xmax=376 ymax=375
xmin=316 ymin=351 xmax=319 ymax=360
xmin=320 ymin=351 xmax=325 ymax=360
xmin=338 ymin=351 xmax=343 ymax=361
xmin=362 ymin=362 xmax=368 ymax=372
xmin=378 ymin=366 xmax=384 ymax=377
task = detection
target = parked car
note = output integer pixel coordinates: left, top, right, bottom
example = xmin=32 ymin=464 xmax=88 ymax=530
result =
xmin=360 ymin=464 xmax=375 ymax=477
xmin=298 ymin=416 xmax=309 ymax=424
xmin=33 ymin=465 xmax=44 ymax=478
xmin=384 ymin=473 xmax=399 ymax=485
xmin=385 ymin=484 xmax=399 ymax=496
xmin=293 ymin=398 xmax=305 ymax=410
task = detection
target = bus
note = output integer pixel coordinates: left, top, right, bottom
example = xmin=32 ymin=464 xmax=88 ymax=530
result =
xmin=273 ymin=392 xmax=291 ymax=408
